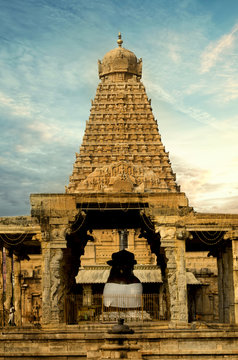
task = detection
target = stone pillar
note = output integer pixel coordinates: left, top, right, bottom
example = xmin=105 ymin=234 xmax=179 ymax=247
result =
xmin=158 ymin=227 xmax=188 ymax=325
xmin=217 ymin=253 xmax=224 ymax=322
xmin=41 ymin=223 xmax=68 ymax=325
xmin=50 ymin=247 xmax=65 ymax=323
xmin=0 ymin=247 xmax=4 ymax=326
xmin=41 ymin=243 xmax=67 ymax=324
xmin=128 ymin=229 xmax=135 ymax=250
xmin=83 ymin=284 xmax=92 ymax=306
xmin=231 ymin=237 xmax=238 ymax=323
xmin=217 ymin=240 xmax=236 ymax=323
xmin=41 ymin=241 xmax=51 ymax=325
xmin=21 ymin=283 xmax=28 ymax=324
xmin=223 ymin=245 xmax=231 ymax=322
xmin=4 ymin=249 xmax=13 ymax=317
xmin=158 ymin=284 xmax=164 ymax=320
xmin=13 ymin=255 xmax=22 ymax=326
xmin=31 ymin=195 xmax=79 ymax=325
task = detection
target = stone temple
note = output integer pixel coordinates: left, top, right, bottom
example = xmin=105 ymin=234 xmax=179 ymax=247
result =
xmin=1 ymin=34 xmax=238 ymax=359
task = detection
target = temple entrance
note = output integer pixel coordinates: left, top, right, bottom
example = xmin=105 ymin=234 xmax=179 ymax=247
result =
xmin=64 ymin=203 xmax=165 ymax=324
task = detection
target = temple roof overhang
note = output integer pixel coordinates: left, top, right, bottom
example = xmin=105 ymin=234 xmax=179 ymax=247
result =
xmin=76 ymin=265 xmax=200 ymax=285
xmin=0 ymin=216 xmax=41 ymax=255
xmin=76 ymin=265 xmax=162 ymax=284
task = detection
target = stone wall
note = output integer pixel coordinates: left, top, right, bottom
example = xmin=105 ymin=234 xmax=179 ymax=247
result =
xmin=1 ymin=325 xmax=238 ymax=359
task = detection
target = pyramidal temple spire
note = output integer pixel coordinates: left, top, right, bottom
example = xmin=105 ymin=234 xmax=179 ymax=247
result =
xmin=66 ymin=36 xmax=179 ymax=194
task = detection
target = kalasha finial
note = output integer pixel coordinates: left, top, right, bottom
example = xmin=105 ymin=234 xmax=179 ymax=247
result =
xmin=117 ymin=32 xmax=123 ymax=47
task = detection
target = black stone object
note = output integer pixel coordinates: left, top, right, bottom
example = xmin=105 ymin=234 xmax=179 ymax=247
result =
xmin=108 ymin=318 xmax=134 ymax=334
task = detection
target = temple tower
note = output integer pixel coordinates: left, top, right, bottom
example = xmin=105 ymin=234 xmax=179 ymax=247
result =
xmin=66 ymin=33 xmax=179 ymax=195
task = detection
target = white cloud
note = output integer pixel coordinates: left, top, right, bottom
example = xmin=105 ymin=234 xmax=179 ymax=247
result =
xmin=200 ymin=23 xmax=238 ymax=73
xmin=173 ymin=157 xmax=238 ymax=214
xmin=27 ymin=121 xmax=59 ymax=142
xmin=222 ymin=78 xmax=238 ymax=102
xmin=0 ymin=92 xmax=32 ymax=117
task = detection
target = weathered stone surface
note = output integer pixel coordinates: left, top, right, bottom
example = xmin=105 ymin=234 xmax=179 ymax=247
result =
xmin=66 ymin=36 xmax=179 ymax=195
xmin=157 ymin=226 xmax=188 ymax=323
xmin=0 ymin=248 xmax=3 ymax=326
xmin=1 ymin=325 xmax=238 ymax=359
xmin=41 ymin=242 xmax=68 ymax=324
xmin=4 ymin=249 xmax=13 ymax=318
xmin=13 ymin=255 xmax=21 ymax=326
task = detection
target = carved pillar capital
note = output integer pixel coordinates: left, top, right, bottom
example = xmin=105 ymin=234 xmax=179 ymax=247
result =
xmin=224 ymin=230 xmax=238 ymax=241
xmin=50 ymin=225 xmax=68 ymax=248
xmin=176 ymin=229 xmax=193 ymax=241
xmin=156 ymin=226 xmax=177 ymax=248
xmin=159 ymin=226 xmax=176 ymax=238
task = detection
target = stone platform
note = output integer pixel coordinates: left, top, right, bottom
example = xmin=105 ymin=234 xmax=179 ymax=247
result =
xmin=1 ymin=322 xmax=238 ymax=359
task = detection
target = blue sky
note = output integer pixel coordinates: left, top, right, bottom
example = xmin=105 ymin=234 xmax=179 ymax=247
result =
xmin=0 ymin=0 xmax=238 ymax=216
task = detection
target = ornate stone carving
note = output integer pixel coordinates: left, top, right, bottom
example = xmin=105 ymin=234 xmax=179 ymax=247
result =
xmin=41 ymin=245 xmax=51 ymax=324
xmin=50 ymin=249 xmax=64 ymax=315
xmin=159 ymin=227 xmax=188 ymax=323
xmin=50 ymin=226 xmax=67 ymax=243
xmin=224 ymin=230 xmax=238 ymax=240
xmin=4 ymin=249 xmax=13 ymax=314
xmin=176 ymin=229 xmax=193 ymax=240
xmin=66 ymin=37 xmax=179 ymax=195
xmin=67 ymin=161 xmax=174 ymax=193
xmin=13 ymin=255 xmax=21 ymax=326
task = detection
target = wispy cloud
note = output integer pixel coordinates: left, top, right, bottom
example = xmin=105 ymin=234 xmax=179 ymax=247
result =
xmin=145 ymin=79 xmax=218 ymax=128
xmin=27 ymin=121 xmax=60 ymax=142
xmin=200 ymin=23 xmax=238 ymax=73
xmin=172 ymin=156 xmax=238 ymax=214
xmin=0 ymin=92 xmax=32 ymax=117
xmin=222 ymin=77 xmax=238 ymax=102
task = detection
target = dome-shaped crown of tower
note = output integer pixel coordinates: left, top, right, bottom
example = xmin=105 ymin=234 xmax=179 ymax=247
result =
xmin=98 ymin=33 xmax=142 ymax=79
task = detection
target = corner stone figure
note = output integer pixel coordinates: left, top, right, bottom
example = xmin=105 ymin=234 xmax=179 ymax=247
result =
xmin=8 ymin=304 xmax=16 ymax=326
xmin=103 ymin=249 xmax=143 ymax=308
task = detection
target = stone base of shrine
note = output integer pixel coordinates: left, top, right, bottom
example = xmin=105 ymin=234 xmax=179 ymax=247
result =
xmin=1 ymin=322 xmax=238 ymax=359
